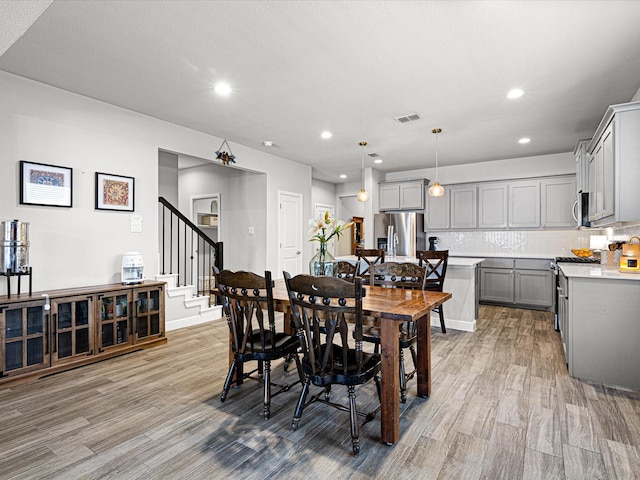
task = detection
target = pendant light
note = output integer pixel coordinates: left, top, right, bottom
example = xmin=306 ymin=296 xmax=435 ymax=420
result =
xmin=357 ymin=141 xmax=369 ymax=202
xmin=428 ymin=128 xmax=445 ymax=197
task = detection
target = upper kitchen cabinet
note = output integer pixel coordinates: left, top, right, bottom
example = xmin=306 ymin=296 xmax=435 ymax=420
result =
xmin=541 ymin=176 xmax=577 ymax=228
xmin=450 ymin=185 xmax=478 ymax=229
xmin=425 ymin=188 xmax=449 ymax=229
xmin=379 ymin=180 xmax=427 ymax=211
xmin=478 ymin=183 xmax=508 ymax=229
xmin=508 ymin=180 xmax=540 ymax=228
xmin=425 ymin=184 xmax=477 ymax=231
xmin=574 ymin=138 xmax=591 ymax=194
xmin=587 ymin=101 xmax=640 ymax=227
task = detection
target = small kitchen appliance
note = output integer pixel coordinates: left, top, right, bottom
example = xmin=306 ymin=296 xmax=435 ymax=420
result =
xmin=619 ymin=236 xmax=640 ymax=273
xmin=428 ymin=236 xmax=439 ymax=251
xmin=121 ymin=252 xmax=144 ymax=284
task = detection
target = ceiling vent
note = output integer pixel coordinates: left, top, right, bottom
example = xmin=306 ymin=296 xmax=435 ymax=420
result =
xmin=394 ymin=113 xmax=422 ymax=124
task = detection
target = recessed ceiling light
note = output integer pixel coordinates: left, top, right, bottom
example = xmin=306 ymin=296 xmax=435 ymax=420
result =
xmin=263 ymin=140 xmax=274 ymax=147
xmin=518 ymin=137 xmax=531 ymax=144
xmin=507 ymin=88 xmax=525 ymax=99
xmin=339 ymin=174 xmax=347 ymax=179
xmin=321 ymin=131 xmax=332 ymax=139
xmin=374 ymin=159 xmax=383 ymax=164
xmin=213 ymin=83 xmax=232 ymax=95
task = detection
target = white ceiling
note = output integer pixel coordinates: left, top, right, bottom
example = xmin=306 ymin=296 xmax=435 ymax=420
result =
xmin=2 ymin=0 xmax=640 ymax=183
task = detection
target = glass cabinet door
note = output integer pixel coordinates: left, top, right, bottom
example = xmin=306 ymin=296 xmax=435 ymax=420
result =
xmin=1 ymin=300 xmax=49 ymax=376
xmin=97 ymin=291 xmax=131 ymax=352
xmin=133 ymin=286 xmax=164 ymax=342
xmin=51 ymin=295 xmax=94 ymax=364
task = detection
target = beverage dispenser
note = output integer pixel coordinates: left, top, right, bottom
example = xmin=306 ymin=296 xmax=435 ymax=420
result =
xmin=1 ymin=219 xmax=30 ymax=274
xmin=121 ymin=252 xmax=144 ymax=284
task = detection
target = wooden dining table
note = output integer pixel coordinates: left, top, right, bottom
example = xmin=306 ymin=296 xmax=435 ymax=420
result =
xmin=269 ymin=279 xmax=452 ymax=445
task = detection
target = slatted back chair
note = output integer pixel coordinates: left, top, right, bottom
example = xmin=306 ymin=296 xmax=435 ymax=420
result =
xmin=363 ymin=261 xmax=427 ymax=402
xmin=354 ymin=248 xmax=385 ymax=285
xmin=283 ymin=272 xmax=381 ymax=456
xmin=416 ymin=250 xmax=449 ymax=333
xmin=214 ymin=267 xmax=303 ymax=419
xmin=336 ymin=260 xmax=360 ymax=283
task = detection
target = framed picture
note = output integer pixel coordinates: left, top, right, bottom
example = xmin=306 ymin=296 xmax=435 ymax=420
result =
xmin=95 ymin=172 xmax=135 ymax=211
xmin=20 ymin=161 xmax=73 ymax=207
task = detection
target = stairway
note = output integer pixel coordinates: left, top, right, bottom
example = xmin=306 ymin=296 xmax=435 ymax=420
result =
xmin=156 ymin=274 xmax=223 ymax=331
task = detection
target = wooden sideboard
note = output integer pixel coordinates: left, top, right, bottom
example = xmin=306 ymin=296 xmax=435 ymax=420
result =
xmin=0 ymin=281 xmax=166 ymax=388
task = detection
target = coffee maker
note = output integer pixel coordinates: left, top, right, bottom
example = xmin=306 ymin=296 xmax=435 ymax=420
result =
xmin=428 ymin=236 xmax=439 ymax=251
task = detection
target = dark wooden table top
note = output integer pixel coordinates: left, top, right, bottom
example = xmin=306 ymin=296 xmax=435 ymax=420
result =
xmin=270 ymin=278 xmax=451 ymax=321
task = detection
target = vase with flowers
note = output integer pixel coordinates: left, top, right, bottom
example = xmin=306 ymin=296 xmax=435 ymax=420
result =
xmin=308 ymin=211 xmax=353 ymax=276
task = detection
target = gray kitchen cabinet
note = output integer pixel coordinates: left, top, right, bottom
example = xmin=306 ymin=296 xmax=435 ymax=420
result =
xmin=513 ymin=260 xmax=553 ymax=307
xmin=508 ymin=180 xmax=540 ymax=228
xmin=425 ymin=188 xmax=449 ymax=229
xmin=480 ymin=263 xmax=514 ymax=303
xmin=587 ymin=101 xmax=640 ymax=226
xmin=574 ymin=138 xmax=591 ymax=194
xmin=450 ymin=185 xmax=477 ymax=229
xmin=541 ymin=176 xmax=577 ymax=228
xmin=425 ymin=184 xmax=477 ymax=230
xmin=379 ymin=180 xmax=426 ymax=211
xmin=478 ymin=183 xmax=508 ymax=229
xmin=480 ymin=257 xmax=553 ymax=310
xmin=560 ymin=272 xmax=640 ymax=390
xmin=588 ymin=122 xmax=614 ymax=223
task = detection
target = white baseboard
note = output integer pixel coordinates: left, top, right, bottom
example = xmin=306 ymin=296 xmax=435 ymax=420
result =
xmin=431 ymin=314 xmax=476 ymax=332
xmin=166 ymin=306 xmax=223 ymax=331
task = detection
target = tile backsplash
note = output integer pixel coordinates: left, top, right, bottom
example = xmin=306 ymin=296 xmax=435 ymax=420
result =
xmin=429 ymin=224 xmax=640 ymax=259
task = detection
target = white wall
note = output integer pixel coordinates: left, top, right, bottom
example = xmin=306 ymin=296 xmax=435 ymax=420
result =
xmin=0 ymin=71 xmax=312 ymax=292
xmin=384 ymin=151 xmax=575 ymax=185
xmin=178 ymin=162 xmax=267 ymax=272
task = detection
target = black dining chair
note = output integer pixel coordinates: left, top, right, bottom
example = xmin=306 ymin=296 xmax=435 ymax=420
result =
xmin=360 ymin=261 xmax=427 ymax=403
xmin=336 ymin=260 xmax=360 ymax=282
xmin=354 ymin=248 xmax=385 ymax=285
xmin=213 ymin=267 xmax=303 ymax=419
xmin=283 ymin=272 xmax=381 ymax=456
xmin=417 ymin=250 xmax=449 ymax=333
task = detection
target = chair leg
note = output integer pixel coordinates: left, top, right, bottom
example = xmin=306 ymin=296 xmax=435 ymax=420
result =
xmin=221 ymin=359 xmax=237 ymax=402
xmin=348 ymin=385 xmax=360 ymax=456
xmin=399 ymin=348 xmax=407 ymax=403
xmin=325 ymin=384 xmax=332 ymax=401
xmin=438 ymin=305 xmax=446 ymax=333
xmin=291 ymin=378 xmax=311 ymax=431
xmin=263 ymin=360 xmax=271 ymax=420
xmin=293 ymin=353 xmax=305 ymax=383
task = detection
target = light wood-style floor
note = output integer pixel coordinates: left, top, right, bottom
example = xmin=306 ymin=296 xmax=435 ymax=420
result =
xmin=2 ymin=305 xmax=640 ymax=479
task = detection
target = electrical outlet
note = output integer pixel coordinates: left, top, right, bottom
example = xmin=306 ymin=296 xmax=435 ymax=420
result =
xmin=248 ymin=226 xmax=254 ymax=235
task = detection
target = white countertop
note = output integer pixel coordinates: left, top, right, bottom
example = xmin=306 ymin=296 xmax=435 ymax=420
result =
xmin=335 ymin=255 xmax=485 ymax=267
xmin=559 ymin=264 xmax=640 ymax=280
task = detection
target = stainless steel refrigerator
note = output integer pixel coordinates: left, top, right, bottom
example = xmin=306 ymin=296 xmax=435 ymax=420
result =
xmin=373 ymin=212 xmax=426 ymax=257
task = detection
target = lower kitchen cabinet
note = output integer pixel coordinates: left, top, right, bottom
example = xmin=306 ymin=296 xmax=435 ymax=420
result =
xmin=0 ymin=281 xmax=166 ymax=387
xmin=480 ymin=258 xmax=553 ymax=310
xmin=559 ymin=272 xmax=640 ymax=390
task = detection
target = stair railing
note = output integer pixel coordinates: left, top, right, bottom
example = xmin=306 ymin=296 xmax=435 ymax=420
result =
xmin=158 ymin=197 xmax=223 ymax=304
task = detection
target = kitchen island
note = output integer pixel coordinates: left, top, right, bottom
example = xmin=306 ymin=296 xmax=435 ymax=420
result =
xmin=558 ymin=264 xmax=640 ymax=390
xmin=336 ymin=255 xmax=484 ymax=332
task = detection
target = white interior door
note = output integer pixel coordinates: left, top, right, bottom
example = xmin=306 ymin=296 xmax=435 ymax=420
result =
xmin=278 ymin=191 xmax=304 ymax=277
xmin=314 ymin=203 xmax=336 ymax=255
